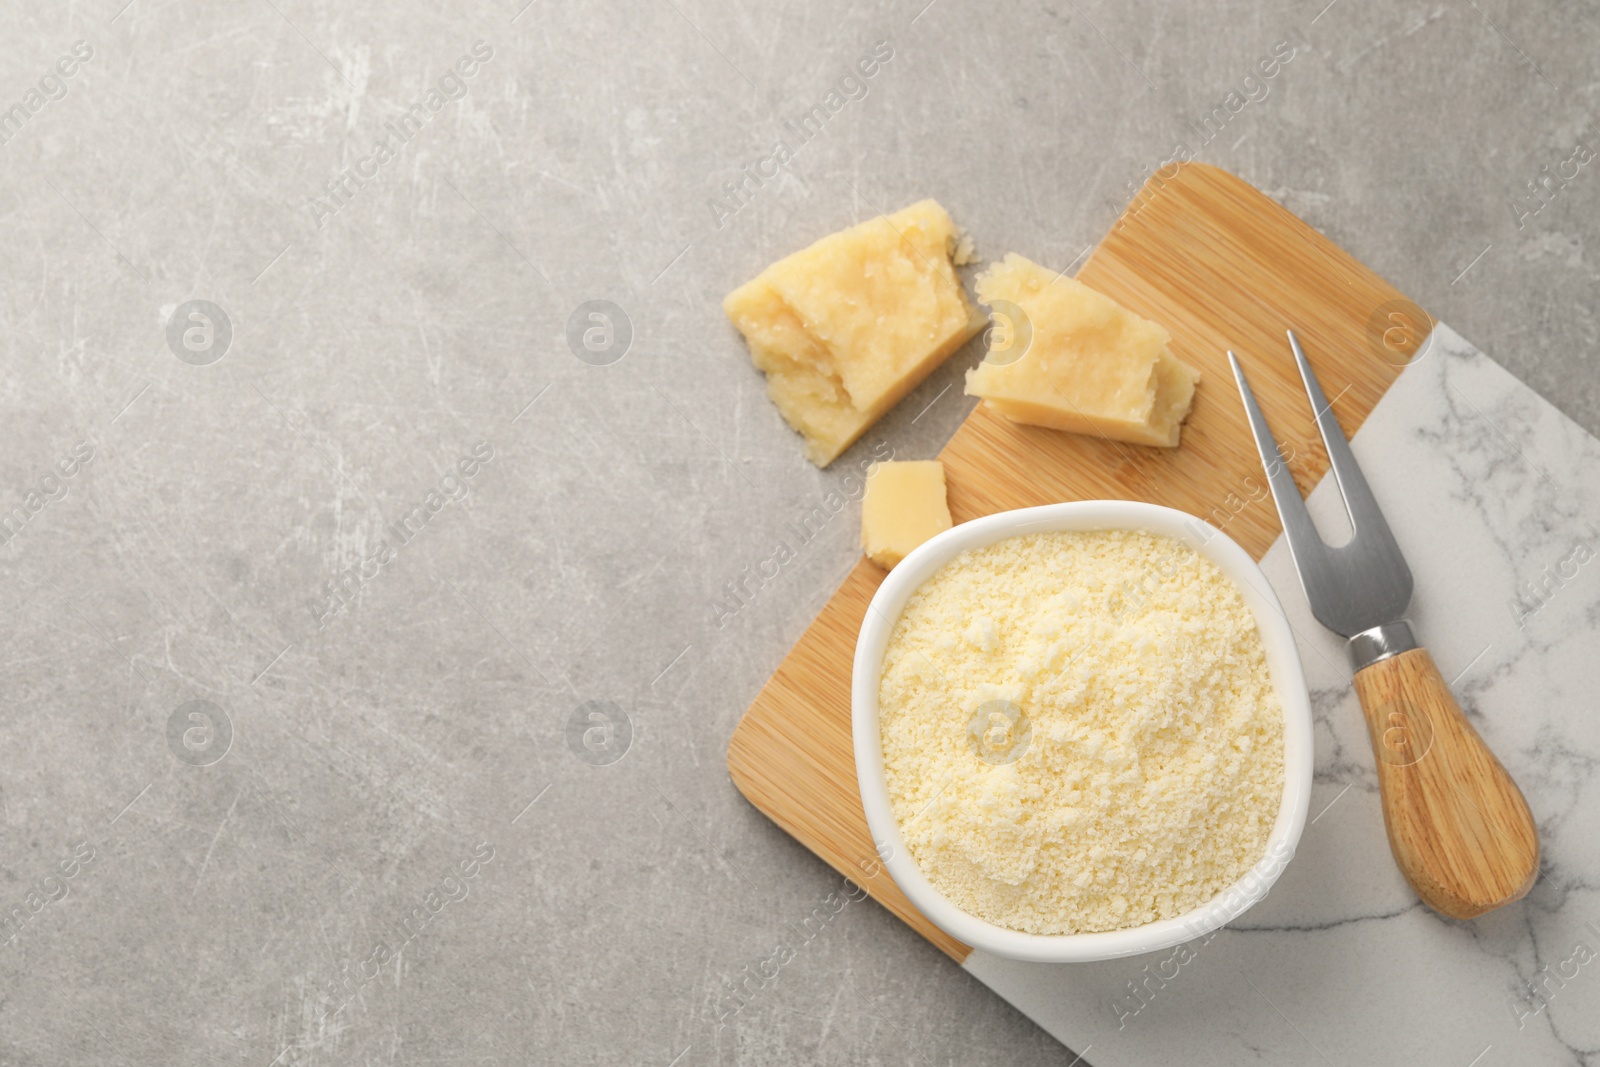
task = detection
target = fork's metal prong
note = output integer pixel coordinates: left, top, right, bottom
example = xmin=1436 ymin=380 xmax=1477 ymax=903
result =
xmin=1285 ymin=330 xmax=1392 ymax=542
xmin=1228 ymin=352 xmax=1324 ymax=562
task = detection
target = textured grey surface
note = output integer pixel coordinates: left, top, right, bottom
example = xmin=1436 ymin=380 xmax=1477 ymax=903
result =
xmin=0 ymin=1 xmax=1595 ymax=1064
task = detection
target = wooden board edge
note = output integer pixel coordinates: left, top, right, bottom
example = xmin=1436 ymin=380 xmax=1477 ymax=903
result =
xmin=727 ymin=706 xmax=972 ymax=962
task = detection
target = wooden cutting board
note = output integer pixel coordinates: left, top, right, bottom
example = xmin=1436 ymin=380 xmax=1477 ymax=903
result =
xmin=725 ymin=163 xmax=1428 ymax=961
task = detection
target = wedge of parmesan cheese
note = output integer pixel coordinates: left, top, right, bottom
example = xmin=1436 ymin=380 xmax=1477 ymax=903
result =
xmin=725 ymin=200 xmax=983 ymax=466
xmin=861 ymin=460 xmax=953 ymax=570
xmin=965 ymin=254 xmax=1200 ymax=447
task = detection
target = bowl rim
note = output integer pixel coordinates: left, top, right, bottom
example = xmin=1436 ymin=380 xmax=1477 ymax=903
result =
xmin=851 ymin=500 xmax=1314 ymax=963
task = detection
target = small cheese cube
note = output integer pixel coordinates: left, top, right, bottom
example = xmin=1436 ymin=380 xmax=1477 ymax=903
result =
xmin=965 ymin=254 xmax=1200 ymax=447
xmin=725 ymin=200 xmax=983 ymax=467
xmin=861 ymin=460 xmax=953 ymax=569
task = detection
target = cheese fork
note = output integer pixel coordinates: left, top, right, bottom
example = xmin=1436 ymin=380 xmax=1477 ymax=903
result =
xmin=1229 ymin=330 xmax=1539 ymax=920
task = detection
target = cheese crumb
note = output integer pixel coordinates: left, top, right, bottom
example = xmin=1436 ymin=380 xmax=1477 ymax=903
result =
xmin=878 ymin=529 xmax=1284 ymax=935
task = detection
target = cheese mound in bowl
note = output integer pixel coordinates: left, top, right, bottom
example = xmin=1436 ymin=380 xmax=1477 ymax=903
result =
xmin=880 ymin=528 xmax=1283 ymax=935
xmin=853 ymin=502 xmax=1311 ymax=961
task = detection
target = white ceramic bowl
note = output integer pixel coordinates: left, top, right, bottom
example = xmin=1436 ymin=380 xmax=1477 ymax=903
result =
xmin=852 ymin=500 xmax=1313 ymax=963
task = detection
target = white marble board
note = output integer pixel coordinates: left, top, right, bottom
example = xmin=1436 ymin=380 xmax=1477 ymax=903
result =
xmin=964 ymin=325 xmax=1600 ymax=1067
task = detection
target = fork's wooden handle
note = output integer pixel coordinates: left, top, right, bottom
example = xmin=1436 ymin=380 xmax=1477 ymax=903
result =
xmin=1352 ymin=647 xmax=1539 ymax=919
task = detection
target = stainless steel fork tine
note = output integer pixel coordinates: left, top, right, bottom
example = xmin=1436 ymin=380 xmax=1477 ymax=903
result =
xmin=1228 ymin=352 xmax=1323 ymax=564
xmin=1285 ymin=330 xmax=1392 ymax=544
xmin=1233 ymin=336 xmax=1414 ymax=638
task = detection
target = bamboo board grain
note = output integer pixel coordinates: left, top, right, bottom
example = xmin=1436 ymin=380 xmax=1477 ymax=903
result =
xmin=725 ymin=164 xmax=1429 ymax=962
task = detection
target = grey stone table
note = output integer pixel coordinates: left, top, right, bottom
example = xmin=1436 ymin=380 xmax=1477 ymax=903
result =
xmin=0 ymin=1 xmax=1595 ymax=1064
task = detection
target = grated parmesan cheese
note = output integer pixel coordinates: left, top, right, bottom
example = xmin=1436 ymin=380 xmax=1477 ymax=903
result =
xmin=878 ymin=529 xmax=1284 ymax=935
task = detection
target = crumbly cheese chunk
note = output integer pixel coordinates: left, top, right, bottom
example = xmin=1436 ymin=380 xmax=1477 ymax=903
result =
xmin=861 ymin=461 xmax=953 ymax=570
xmin=725 ymin=200 xmax=983 ymax=466
xmin=965 ymin=254 xmax=1200 ymax=447
xmin=878 ymin=530 xmax=1283 ymax=935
